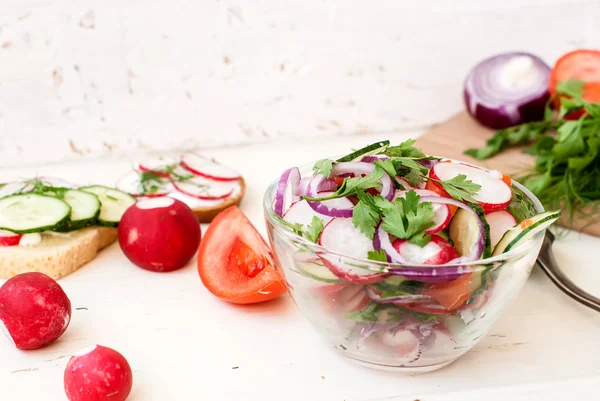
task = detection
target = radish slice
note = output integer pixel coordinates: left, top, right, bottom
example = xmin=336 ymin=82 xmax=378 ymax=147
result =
xmin=0 ymin=229 xmax=22 ymax=246
xmin=139 ymin=155 xmax=180 ymax=177
xmin=331 ymin=162 xmax=394 ymax=201
xmin=283 ymin=200 xmax=334 ymax=227
xmin=464 ymin=52 xmax=551 ymax=129
xmin=306 ymin=175 xmax=355 ymax=218
xmin=429 ymin=162 xmax=512 ymax=213
xmin=35 ymin=177 xmax=74 ymax=188
xmin=393 ymin=189 xmax=451 ymax=234
xmin=319 ymin=218 xmax=387 ymax=284
xmin=486 ymin=210 xmax=517 ymax=248
xmin=172 ymin=176 xmax=236 ymax=200
xmin=116 ymin=171 xmax=174 ymax=197
xmin=392 ymin=235 xmax=458 ymax=265
xmin=0 ymin=182 xmax=34 ymax=198
xmin=181 ymin=153 xmax=241 ymax=181
xmin=274 ymin=167 xmax=301 ymax=217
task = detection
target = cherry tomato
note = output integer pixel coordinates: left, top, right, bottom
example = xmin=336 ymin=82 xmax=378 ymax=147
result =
xmin=197 ymin=206 xmax=286 ymax=304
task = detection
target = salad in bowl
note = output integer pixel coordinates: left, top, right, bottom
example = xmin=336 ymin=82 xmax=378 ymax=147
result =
xmin=263 ymin=140 xmax=560 ymax=373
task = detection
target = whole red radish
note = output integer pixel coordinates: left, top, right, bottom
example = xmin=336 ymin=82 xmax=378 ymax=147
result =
xmin=118 ymin=197 xmax=201 ymax=272
xmin=64 ymin=344 xmax=133 ymax=401
xmin=0 ymin=272 xmax=71 ymax=350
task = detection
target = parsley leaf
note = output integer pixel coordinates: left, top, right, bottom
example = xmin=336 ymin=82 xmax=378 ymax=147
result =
xmin=367 ymin=249 xmax=388 ymax=262
xmin=273 ymin=214 xmax=304 ymax=236
xmin=384 ymin=139 xmax=426 ymax=158
xmin=373 ymin=159 xmax=397 ymax=180
xmin=303 ymin=166 xmax=384 ymax=201
xmin=303 ymin=216 xmax=324 ymax=243
xmin=430 ymin=174 xmax=481 ymax=203
xmin=313 ymin=159 xmax=334 ymax=178
xmin=352 ymin=191 xmax=382 ymax=240
xmin=345 ymin=302 xmax=379 ymax=322
xmin=380 ymin=190 xmax=435 ymax=245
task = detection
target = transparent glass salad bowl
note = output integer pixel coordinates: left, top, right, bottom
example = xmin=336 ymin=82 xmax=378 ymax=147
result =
xmin=263 ymin=163 xmax=546 ymax=373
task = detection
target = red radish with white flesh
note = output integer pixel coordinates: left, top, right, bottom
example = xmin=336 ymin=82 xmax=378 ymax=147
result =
xmin=0 ymin=272 xmax=71 ymax=350
xmin=380 ymin=329 xmax=421 ymax=363
xmin=283 ymin=200 xmax=333 ymax=228
xmin=139 ymin=155 xmax=180 ymax=177
xmin=330 ymin=162 xmax=394 ymax=201
xmin=392 ymin=235 xmax=458 ymax=265
xmin=486 ymin=210 xmax=517 ymax=248
xmin=117 ymin=171 xmax=173 ymax=197
xmin=181 ymin=153 xmax=241 ymax=181
xmin=0 ymin=181 xmax=35 ymax=198
xmin=0 ymin=229 xmax=22 ymax=246
xmin=429 ymin=162 xmax=512 ymax=213
xmin=274 ymin=167 xmax=301 ymax=217
xmin=464 ymin=52 xmax=551 ymax=129
xmin=319 ymin=218 xmax=387 ymax=284
xmin=64 ymin=344 xmax=133 ymax=401
xmin=374 ymin=224 xmax=407 ymax=264
xmin=118 ymin=197 xmax=201 ymax=272
xmin=394 ymin=189 xmax=451 ymax=234
xmin=171 ymin=174 xmax=236 ymax=200
xmin=326 ymin=285 xmax=371 ymax=315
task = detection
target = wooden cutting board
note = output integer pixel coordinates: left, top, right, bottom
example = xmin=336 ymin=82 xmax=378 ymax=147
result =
xmin=415 ymin=112 xmax=600 ymax=237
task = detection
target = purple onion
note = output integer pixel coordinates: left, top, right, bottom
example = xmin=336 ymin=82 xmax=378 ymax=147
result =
xmin=296 ymin=177 xmax=337 ymax=197
xmin=361 ymin=155 xmax=390 ymax=163
xmin=274 ymin=167 xmax=301 ymax=217
xmin=387 ymin=265 xmax=474 ymax=283
xmin=464 ymin=52 xmax=551 ymax=129
xmin=417 ymin=159 xmax=439 ymax=169
xmin=375 ymin=224 xmax=408 ymax=264
xmin=306 ymin=174 xmax=354 ymax=218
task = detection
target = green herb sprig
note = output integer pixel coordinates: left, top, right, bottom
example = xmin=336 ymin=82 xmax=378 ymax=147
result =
xmin=464 ymin=78 xmax=600 ymax=223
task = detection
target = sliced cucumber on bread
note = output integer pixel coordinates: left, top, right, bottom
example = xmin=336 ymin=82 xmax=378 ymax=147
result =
xmin=57 ymin=190 xmax=102 ymax=231
xmin=80 ymin=186 xmax=136 ymax=227
xmin=492 ymin=210 xmax=561 ymax=256
xmin=0 ymin=194 xmax=71 ymax=233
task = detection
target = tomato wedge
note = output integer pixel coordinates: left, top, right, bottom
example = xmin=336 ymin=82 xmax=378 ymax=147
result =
xmin=197 ymin=206 xmax=286 ymax=304
xmin=549 ymin=49 xmax=600 ymax=118
xmin=426 ymin=273 xmax=473 ymax=311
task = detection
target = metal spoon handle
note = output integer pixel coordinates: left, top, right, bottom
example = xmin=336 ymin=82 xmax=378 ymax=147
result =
xmin=537 ymin=232 xmax=600 ymax=313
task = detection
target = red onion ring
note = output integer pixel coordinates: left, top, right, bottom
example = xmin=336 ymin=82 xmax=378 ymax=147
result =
xmin=274 ymin=167 xmax=301 ymax=217
xmin=331 ymin=162 xmax=394 ymax=201
xmin=464 ymin=52 xmax=551 ymax=129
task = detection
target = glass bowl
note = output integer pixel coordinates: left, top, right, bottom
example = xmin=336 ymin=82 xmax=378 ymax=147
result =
xmin=263 ymin=162 xmax=546 ymax=373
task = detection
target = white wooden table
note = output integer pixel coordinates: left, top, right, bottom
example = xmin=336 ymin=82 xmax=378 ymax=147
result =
xmin=1 ymin=133 xmax=599 ymax=401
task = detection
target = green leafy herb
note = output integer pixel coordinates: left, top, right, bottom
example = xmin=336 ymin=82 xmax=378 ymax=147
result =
xmin=345 ymin=302 xmax=379 ymax=322
xmin=352 ymin=191 xmax=382 ymax=240
xmin=367 ymin=249 xmax=388 ymax=262
xmin=304 ymin=216 xmax=324 ymax=243
xmin=373 ymin=159 xmax=397 ymax=181
xmin=428 ymin=174 xmax=481 ymax=203
xmin=384 ymin=139 xmax=426 ymax=158
xmin=464 ymin=78 xmax=600 ymax=224
xmin=303 ymin=166 xmax=384 ymax=201
xmin=273 ymin=214 xmax=304 ymax=236
xmin=381 ymin=190 xmax=435 ymax=246
xmin=313 ymin=158 xmax=334 ymax=178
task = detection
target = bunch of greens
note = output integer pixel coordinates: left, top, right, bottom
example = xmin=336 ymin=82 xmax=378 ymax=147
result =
xmin=303 ymin=140 xmax=481 ymax=250
xmin=465 ymin=79 xmax=600 ymax=223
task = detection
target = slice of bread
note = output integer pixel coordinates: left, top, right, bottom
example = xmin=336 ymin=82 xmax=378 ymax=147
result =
xmin=0 ymin=227 xmax=118 ymax=280
xmin=190 ymin=178 xmax=246 ymax=223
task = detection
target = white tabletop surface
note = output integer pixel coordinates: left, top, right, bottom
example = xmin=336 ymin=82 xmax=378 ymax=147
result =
xmin=1 ymin=132 xmax=600 ymax=401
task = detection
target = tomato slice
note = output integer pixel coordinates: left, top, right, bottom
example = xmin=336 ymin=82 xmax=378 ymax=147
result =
xmin=426 ymin=273 xmax=473 ymax=311
xmin=549 ymin=49 xmax=600 ymax=118
xmin=197 ymin=206 xmax=286 ymax=304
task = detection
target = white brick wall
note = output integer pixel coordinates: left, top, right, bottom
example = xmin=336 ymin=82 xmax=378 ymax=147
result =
xmin=0 ymin=0 xmax=598 ymax=166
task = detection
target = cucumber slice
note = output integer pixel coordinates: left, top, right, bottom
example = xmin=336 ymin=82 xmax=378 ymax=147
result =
xmin=296 ymin=261 xmax=341 ymax=283
xmin=56 ymin=190 xmax=101 ymax=231
xmin=80 ymin=186 xmax=136 ymax=227
xmin=449 ymin=205 xmax=491 ymax=260
xmin=0 ymin=194 xmax=71 ymax=233
xmin=492 ymin=210 xmax=561 ymax=256
xmin=336 ymin=140 xmax=390 ymax=163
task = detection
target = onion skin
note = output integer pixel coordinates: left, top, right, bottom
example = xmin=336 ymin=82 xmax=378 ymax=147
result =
xmin=464 ymin=52 xmax=551 ymax=129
